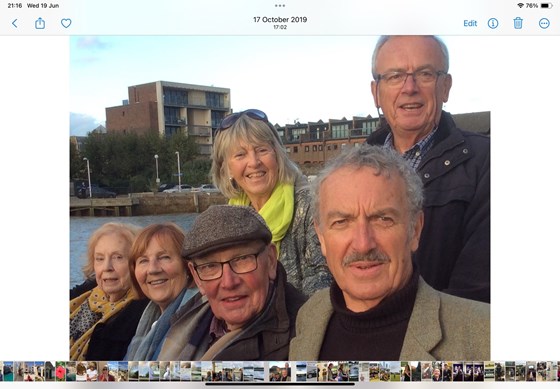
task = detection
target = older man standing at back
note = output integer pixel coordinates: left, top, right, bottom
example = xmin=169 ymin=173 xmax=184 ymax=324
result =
xmin=367 ymin=35 xmax=490 ymax=303
xmin=289 ymin=145 xmax=489 ymax=361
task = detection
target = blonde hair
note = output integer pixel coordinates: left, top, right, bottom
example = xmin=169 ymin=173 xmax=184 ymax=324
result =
xmin=211 ymin=113 xmax=300 ymax=198
xmin=82 ymin=222 xmax=141 ymax=279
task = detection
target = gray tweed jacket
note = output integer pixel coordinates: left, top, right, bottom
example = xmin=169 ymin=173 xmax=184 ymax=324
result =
xmin=289 ymin=277 xmax=490 ymax=361
xmin=278 ymin=178 xmax=332 ymax=296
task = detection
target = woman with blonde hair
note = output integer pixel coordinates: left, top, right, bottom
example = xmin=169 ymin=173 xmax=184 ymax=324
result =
xmin=212 ymin=109 xmax=332 ymax=295
xmin=70 ymin=222 xmax=148 ymax=360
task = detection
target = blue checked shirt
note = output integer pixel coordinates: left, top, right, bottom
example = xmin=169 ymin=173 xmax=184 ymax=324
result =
xmin=383 ymin=128 xmax=437 ymax=170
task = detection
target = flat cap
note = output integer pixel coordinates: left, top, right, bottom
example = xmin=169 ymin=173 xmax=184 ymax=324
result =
xmin=183 ymin=205 xmax=272 ymax=259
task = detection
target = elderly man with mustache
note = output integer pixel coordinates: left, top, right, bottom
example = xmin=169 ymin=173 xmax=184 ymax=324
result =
xmin=289 ymin=145 xmax=489 ymax=361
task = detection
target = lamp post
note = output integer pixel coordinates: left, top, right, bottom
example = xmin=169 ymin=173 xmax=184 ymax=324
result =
xmin=83 ymin=157 xmax=92 ymax=198
xmin=154 ymin=154 xmax=160 ymax=188
xmin=175 ymin=151 xmax=182 ymax=192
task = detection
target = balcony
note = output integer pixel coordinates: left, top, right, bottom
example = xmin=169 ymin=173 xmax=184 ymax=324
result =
xmin=189 ymin=125 xmax=212 ymax=137
xmin=165 ymin=117 xmax=187 ymax=126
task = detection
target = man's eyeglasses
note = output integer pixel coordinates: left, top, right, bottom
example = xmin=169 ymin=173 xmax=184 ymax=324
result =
xmin=192 ymin=245 xmax=267 ymax=281
xmin=375 ymin=68 xmax=447 ymax=88
xmin=217 ymin=109 xmax=269 ymax=133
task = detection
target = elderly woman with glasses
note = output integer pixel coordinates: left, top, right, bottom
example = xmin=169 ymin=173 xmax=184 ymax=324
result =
xmin=211 ymin=109 xmax=332 ymax=296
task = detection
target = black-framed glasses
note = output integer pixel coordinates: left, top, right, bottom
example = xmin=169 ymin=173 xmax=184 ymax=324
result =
xmin=375 ymin=68 xmax=447 ymax=88
xmin=217 ymin=109 xmax=270 ymax=133
xmin=192 ymin=245 xmax=267 ymax=281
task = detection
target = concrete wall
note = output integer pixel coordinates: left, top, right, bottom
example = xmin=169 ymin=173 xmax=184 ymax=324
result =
xmin=135 ymin=192 xmax=228 ymax=215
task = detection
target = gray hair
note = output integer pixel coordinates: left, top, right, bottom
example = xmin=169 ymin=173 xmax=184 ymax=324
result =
xmin=211 ymin=113 xmax=300 ymax=198
xmin=311 ymin=144 xmax=424 ymax=236
xmin=371 ymin=35 xmax=450 ymax=78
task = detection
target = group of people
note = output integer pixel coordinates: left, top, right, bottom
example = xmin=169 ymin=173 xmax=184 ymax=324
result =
xmin=70 ymin=35 xmax=490 ymax=362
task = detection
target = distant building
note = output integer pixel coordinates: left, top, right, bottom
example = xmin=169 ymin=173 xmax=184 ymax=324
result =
xmin=277 ymin=111 xmax=490 ymax=170
xmin=106 ymin=81 xmax=231 ymax=156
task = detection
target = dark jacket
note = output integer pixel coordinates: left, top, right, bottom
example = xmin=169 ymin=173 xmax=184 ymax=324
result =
xmin=158 ymin=262 xmax=307 ymax=360
xmin=85 ymin=298 xmax=149 ymax=360
xmin=366 ymin=111 xmax=490 ymax=303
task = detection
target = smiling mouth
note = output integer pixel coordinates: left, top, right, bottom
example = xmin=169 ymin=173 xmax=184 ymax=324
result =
xmin=400 ymin=103 xmax=423 ymax=111
xmin=147 ymin=279 xmax=168 ymax=286
xmin=246 ymin=172 xmax=265 ymax=179
xmin=222 ymin=295 xmax=246 ymax=303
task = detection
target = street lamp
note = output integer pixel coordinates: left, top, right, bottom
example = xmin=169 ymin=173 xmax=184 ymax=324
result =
xmin=175 ymin=151 xmax=182 ymax=192
xmin=154 ymin=154 xmax=160 ymax=188
xmin=83 ymin=157 xmax=92 ymax=198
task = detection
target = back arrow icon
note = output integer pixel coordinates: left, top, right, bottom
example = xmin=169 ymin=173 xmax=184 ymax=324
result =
xmin=12 ymin=19 xmax=18 ymax=28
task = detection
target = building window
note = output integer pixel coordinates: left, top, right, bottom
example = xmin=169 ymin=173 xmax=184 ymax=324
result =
xmin=312 ymin=145 xmax=317 ymax=151
xmin=341 ymin=143 xmax=347 ymax=149
xmin=293 ymin=146 xmax=298 ymax=153
xmin=333 ymin=145 xmax=338 ymax=150
xmin=319 ymin=145 xmax=323 ymax=151
xmin=286 ymin=147 xmax=291 ymax=153
xmin=305 ymin=146 xmax=310 ymax=152
xmin=327 ymin=145 xmax=331 ymax=151
xmin=206 ymin=92 xmax=225 ymax=108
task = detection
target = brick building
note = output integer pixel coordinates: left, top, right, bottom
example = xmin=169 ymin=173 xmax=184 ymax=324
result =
xmin=105 ymin=81 xmax=230 ymax=155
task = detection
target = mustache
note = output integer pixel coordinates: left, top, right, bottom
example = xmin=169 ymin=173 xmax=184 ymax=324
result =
xmin=342 ymin=248 xmax=391 ymax=267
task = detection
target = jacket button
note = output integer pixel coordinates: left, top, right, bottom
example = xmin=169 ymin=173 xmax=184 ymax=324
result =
xmin=424 ymin=173 xmax=430 ymax=179
xmin=444 ymin=160 xmax=451 ymax=166
xmin=463 ymin=148 xmax=469 ymax=154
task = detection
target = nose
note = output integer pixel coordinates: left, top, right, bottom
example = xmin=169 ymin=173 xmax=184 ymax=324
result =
xmin=101 ymin=257 xmax=114 ymax=272
xmin=351 ymin=218 xmax=377 ymax=254
xmin=247 ymin=150 xmax=261 ymax=167
xmin=220 ymin=262 xmax=241 ymax=289
xmin=401 ymin=73 xmax=420 ymax=93
xmin=147 ymin=258 xmax=162 ymax=274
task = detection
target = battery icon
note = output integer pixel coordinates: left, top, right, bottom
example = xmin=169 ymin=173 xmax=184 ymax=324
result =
xmin=540 ymin=3 xmax=552 ymax=8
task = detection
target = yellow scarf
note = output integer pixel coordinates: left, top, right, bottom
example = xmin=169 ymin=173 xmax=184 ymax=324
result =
xmin=69 ymin=286 xmax=134 ymax=360
xmin=229 ymin=182 xmax=294 ymax=252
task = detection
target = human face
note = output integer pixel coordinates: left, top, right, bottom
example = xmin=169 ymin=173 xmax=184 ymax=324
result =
xmin=134 ymin=237 xmax=188 ymax=312
xmin=93 ymin=233 xmax=132 ymax=302
xmin=371 ymin=36 xmax=452 ymax=146
xmin=188 ymin=242 xmax=277 ymax=331
xmin=314 ymin=166 xmax=423 ymax=312
xmin=227 ymin=141 xmax=278 ymax=210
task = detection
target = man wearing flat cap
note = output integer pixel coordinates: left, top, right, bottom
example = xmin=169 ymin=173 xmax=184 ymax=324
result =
xmin=157 ymin=205 xmax=306 ymax=361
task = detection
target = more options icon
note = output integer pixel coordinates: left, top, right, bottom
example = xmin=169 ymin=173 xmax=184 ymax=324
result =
xmin=539 ymin=18 xmax=550 ymax=29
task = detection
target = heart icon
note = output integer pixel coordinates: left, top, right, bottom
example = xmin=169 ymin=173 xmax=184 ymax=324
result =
xmin=61 ymin=18 xmax=72 ymax=28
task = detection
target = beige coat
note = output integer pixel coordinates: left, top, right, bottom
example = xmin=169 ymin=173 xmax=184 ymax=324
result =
xmin=289 ymin=277 xmax=490 ymax=361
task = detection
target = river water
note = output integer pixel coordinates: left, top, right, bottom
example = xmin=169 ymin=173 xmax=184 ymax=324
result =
xmin=70 ymin=213 xmax=198 ymax=288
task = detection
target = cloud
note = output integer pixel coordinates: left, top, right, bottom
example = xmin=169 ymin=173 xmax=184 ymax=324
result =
xmin=70 ymin=112 xmax=104 ymax=136
xmin=75 ymin=36 xmax=110 ymax=50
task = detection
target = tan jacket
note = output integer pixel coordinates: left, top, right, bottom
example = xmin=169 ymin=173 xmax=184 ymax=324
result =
xmin=289 ymin=277 xmax=490 ymax=361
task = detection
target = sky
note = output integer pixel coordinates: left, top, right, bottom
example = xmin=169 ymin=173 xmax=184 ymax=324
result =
xmin=69 ymin=35 xmax=494 ymax=136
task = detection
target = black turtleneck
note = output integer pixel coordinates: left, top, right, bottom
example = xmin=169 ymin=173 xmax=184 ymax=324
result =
xmin=319 ymin=268 xmax=419 ymax=360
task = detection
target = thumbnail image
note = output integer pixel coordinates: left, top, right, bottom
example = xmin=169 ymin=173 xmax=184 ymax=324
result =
xmin=128 ymin=361 xmax=139 ymax=381
xmin=160 ymin=361 xmax=171 ymax=381
xmin=191 ymin=361 xmax=202 ymax=381
xmin=201 ymin=361 xmax=212 ymax=382
xmin=334 ymin=361 xmax=349 ymax=381
xmin=505 ymin=361 xmax=515 ymax=381
xmin=3 ymin=361 xmax=14 ymax=382
xmin=421 ymin=361 xmax=432 ymax=381
xmin=464 ymin=362 xmax=473 ymax=381
xmin=75 ymin=361 xmax=87 ymax=382
xmin=149 ymin=361 xmax=160 ymax=381
xmin=473 ymin=361 xmax=484 ymax=381
xmin=348 ymin=361 xmax=359 ymax=382
xmin=492 ymin=361 xmax=504 ymax=381
xmin=358 ymin=362 xmax=368 ymax=382
xmin=400 ymin=361 xmax=411 ymax=381
xmin=410 ymin=361 xmax=422 ymax=381
xmin=369 ymin=362 xmax=380 ymax=382
xmin=431 ymin=361 xmax=442 ymax=382
xmin=180 ymin=361 xmax=191 ymax=381
xmin=138 ymin=361 xmax=150 ymax=381
xmin=378 ymin=361 xmax=391 ymax=382
xmin=442 ymin=361 xmax=453 ymax=381
xmin=117 ymin=361 xmax=128 ymax=381
xmin=243 ymin=361 xmax=254 ymax=382
xmin=269 ymin=361 xmax=291 ymax=381
xmin=295 ymin=361 xmax=307 ymax=382
xmin=388 ymin=361 xmax=401 ymax=382
xmin=484 ymin=361 xmax=496 ymax=381
xmin=223 ymin=361 xmax=233 ymax=381
xmin=169 ymin=361 xmax=181 ymax=381
xmin=232 ymin=361 xmax=243 ymax=381
xmin=43 ymin=361 xmax=55 ymax=381
xmin=305 ymin=362 xmax=317 ymax=381
xmin=212 ymin=361 xmax=223 ymax=382
xmin=526 ymin=361 xmax=537 ymax=381
xmin=452 ymin=362 xmax=464 ymax=381
xmin=515 ymin=360 xmax=526 ymax=381
xmin=253 ymin=361 xmax=264 ymax=382
xmin=84 ymin=361 xmax=98 ymax=381
xmin=316 ymin=362 xmax=330 ymax=382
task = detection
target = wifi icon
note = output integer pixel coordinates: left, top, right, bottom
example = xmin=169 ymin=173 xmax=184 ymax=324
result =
xmin=518 ymin=2 xmax=524 ymax=7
